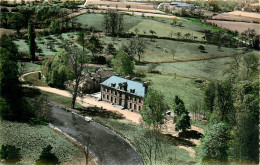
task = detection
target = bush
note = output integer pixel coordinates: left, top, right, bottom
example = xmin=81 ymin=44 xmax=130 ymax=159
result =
xmin=91 ymin=56 xmax=107 ymax=64
xmin=11 ymin=8 xmax=19 ymax=12
xmin=0 ymin=145 xmax=21 ymax=163
xmin=1 ymin=7 xmax=9 ymax=12
xmin=36 ymin=145 xmax=59 ymax=165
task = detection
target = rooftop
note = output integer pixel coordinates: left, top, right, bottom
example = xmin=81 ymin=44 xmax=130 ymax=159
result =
xmin=100 ymin=76 xmax=146 ymax=97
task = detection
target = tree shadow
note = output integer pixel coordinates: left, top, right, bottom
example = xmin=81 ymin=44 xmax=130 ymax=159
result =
xmin=179 ymin=130 xmax=203 ymax=140
xmin=162 ymin=134 xmax=196 ymax=147
xmin=76 ymin=107 xmax=124 ymax=120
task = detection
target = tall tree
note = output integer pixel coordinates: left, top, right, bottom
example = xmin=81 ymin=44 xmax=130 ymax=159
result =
xmin=9 ymin=12 xmax=24 ymax=36
xmin=199 ymin=122 xmax=229 ymax=163
xmin=86 ymin=35 xmax=103 ymax=56
xmin=204 ymin=82 xmax=216 ymax=114
xmin=214 ymin=80 xmax=235 ymax=124
xmin=77 ymin=30 xmax=87 ymax=52
xmin=228 ymin=80 xmax=259 ymax=163
xmin=63 ymin=44 xmax=90 ymax=109
xmin=141 ymin=88 xmax=167 ymax=128
xmin=111 ymin=50 xmax=134 ymax=76
xmin=173 ymin=96 xmax=191 ymax=132
xmin=28 ymin=19 xmax=36 ymax=61
xmin=103 ymin=10 xmax=124 ymax=36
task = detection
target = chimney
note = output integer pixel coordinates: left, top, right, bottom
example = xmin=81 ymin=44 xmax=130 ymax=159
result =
xmin=143 ymin=81 xmax=150 ymax=95
xmin=125 ymin=75 xmax=131 ymax=80
xmin=123 ymin=82 xmax=128 ymax=91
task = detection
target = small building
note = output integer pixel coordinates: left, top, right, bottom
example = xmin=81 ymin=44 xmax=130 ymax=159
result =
xmin=100 ymin=76 xmax=149 ymax=112
xmin=169 ymin=1 xmax=195 ymax=8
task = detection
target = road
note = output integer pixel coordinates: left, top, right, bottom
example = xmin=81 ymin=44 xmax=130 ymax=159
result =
xmin=48 ymin=104 xmax=143 ymax=165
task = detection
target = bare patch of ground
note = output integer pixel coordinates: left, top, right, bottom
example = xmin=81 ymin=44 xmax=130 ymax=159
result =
xmin=212 ymin=11 xmax=260 ymax=23
xmin=206 ymin=20 xmax=259 ymax=34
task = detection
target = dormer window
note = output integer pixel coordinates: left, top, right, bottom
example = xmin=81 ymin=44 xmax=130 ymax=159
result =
xmin=130 ymin=89 xmax=135 ymax=93
xmin=111 ymin=83 xmax=116 ymax=87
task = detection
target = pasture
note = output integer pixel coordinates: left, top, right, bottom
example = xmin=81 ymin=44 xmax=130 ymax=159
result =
xmin=75 ymin=13 xmax=212 ymax=41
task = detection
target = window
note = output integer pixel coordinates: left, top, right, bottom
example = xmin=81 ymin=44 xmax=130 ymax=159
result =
xmin=129 ymin=103 xmax=132 ymax=109
xmin=139 ymin=98 xmax=142 ymax=103
xmin=107 ymin=95 xmax=109 ymax=100
xmin=103 ymin=94 xmax=105 ymax=99
xmin=134 ymin=104 xmax=136 ymax=110
xmin=115 ymin=98 xmax=117 ymax=104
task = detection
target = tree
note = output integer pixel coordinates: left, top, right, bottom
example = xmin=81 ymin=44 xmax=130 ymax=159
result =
xmin=243 ymin=54 xmax=258 ymax=79
xmin=228 ymin=80 xmax=259 ymax=163
xmin=9 ymin=12 xmax=24 ymax=36
xmin=86 ymin=35 xmax=103 ymax=56
xmin=106 ymin=43 xmax=117 ymax=55
xmin=0 ymin=145 xmax=21 ymax=164
xmin=36 ymin=145 xmax=59 ymax=165
xmin=173 ymin=96 xmax=191 ymax=132
xmin=204 ymin=82 xmax=216 ymax=114
xmin=214 ymin=80 xmax=235 ymax=124
xmin=49 ymin=19 xmax=60 ymax=34
xmin=111 ymin=50 xmax=134 ymax=76
xmin=125 ymin=37 xmax=146 ymax=63
xmin=63 ymin=44 xmax=90 ymax=109
xmin=172 ymin=17 xmax=178 ymax=25
xmin=170 ymin=48 xmax=176 ymax=60
xmin=141 ymin=88 xmax=167 ymax=128
xmin=77 ymin=30 xmax=87 ymax=51
xmin=0 ymin=36 xmax=35 ymax=121
xmin=135 ymin=129 xmax=164 ymax=165
xmin=42 ymin=50 xmax=74 ymax=89
xmin=199 ymin=122 xmax=229 ymax=163
xmin=103 ymin=10 xmax=124 ymax=36
xmin=126 ymin=5 xmax=131 ymax=10
xmin=28 ymin=19 xmax=36 ymax=61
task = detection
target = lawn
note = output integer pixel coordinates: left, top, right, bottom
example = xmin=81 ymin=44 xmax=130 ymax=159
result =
xmin=94 ymin=117 xmax=197 ymax=165
xmin=141 ymin=74 xmax=206 ymax=109
xmin=18 ymin=62 xmax=41 ymax=73
xmin=23 ymin=72 xmax=48 ymax=87
xmin=0 ymin=119 xmax=82 ymax=164
xmin=135 ymin=55 xmax=237 ymax=81
xmin=138 ymin=38 xmax=240 ymax=63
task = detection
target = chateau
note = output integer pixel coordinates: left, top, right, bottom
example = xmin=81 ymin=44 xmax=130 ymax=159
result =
xmin=100 ymin=76 xmax=149 ymax=112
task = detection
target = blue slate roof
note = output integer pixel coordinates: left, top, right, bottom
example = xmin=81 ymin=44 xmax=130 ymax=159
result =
xmin=101 ymin=76 xmax=145 ymax=98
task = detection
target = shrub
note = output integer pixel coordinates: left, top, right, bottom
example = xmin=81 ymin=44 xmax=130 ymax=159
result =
xmin=36 ymin=145 xmax=59 ymax=165
xmin=0 ymin=145 xmax=21 ymax=163
xmin=91 ymin=55 xmax=107 ymax=64
xmin=11 ymin=8 xmax=19 ymax=12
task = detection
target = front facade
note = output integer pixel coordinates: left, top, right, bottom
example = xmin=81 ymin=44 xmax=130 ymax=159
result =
xmin=100 ymin=76 xmax=149 ymax=112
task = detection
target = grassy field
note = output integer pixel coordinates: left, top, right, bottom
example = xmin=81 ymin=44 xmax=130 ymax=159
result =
xmin=94 ymin=117 xmax=197 ymax=165
xmin=75 ymin=13 xmax=144 ymax=32
xmin=14 ymin=32 xmax=87 ymax=57
xmin=0 ymin=119 xmax=82 ymax=164
xmin=75 ymin=13 xmax=213 ymax=41
xmin=141 ymin=74 xmax=206 ymax=109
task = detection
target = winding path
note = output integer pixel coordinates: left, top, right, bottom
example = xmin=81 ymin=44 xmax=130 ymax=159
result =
xmin=48 ymin=105 xmax=143 ymax=165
